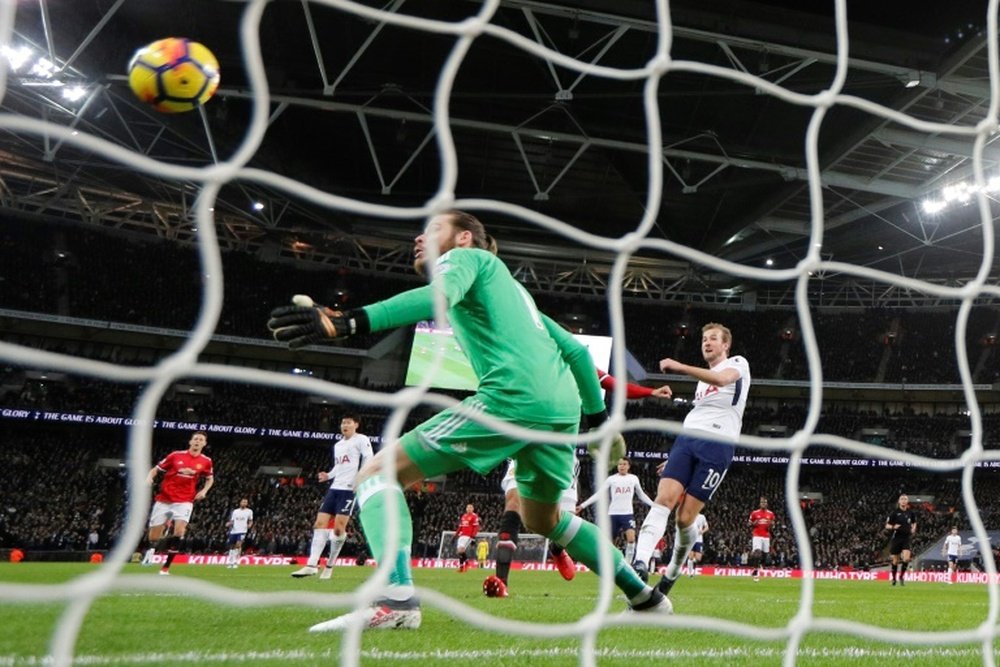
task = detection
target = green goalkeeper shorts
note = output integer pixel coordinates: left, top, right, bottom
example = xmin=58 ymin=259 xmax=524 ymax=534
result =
xmin=400 ymin=396 xmax=577 ymax=505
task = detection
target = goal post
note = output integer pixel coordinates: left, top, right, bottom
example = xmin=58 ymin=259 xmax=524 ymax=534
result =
xmin=438 ymin=531 xmax=550 ymax=563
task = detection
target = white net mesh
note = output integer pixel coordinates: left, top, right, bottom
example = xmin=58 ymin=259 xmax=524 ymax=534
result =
xmin=2 ymin=0 xmax=1000 ymax=665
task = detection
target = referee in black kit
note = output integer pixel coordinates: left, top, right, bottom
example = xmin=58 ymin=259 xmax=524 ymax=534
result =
xmin=885 ymin=494 xmax=917 ymax=586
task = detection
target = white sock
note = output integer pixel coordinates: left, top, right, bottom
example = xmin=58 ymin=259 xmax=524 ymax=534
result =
xmin=624 ymin=541 xmax=635 ymax=564
xmin=686 ymin=557 xmax=694 ymax=572
xmin=143 ymin=547 xmax=155 ymax=563
xmin=326 ymin=532 xmax=347 ymax=566
xmin=634 ymin=504 xmax=670 ymax=566
xmin=229 ymin=548 xmax=239 ymax=565
xmin=307 ymin=528 xmax=330 ymax=567
xmin=665 ymin=523 xmax=699 ymax=580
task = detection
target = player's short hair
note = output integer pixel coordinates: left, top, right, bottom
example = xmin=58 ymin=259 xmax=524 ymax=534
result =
xmin=618 ymin=457 xmax=630 ymax=465
xmin=192 ymin=430 xmax=208 ymax=439
xmin=341 ymin=413 xmax=360 ymax=424
xmin=702 ymin=322 xmax=732 ymax=345
xmin=446 ymin=210 xmax=498 ymax=255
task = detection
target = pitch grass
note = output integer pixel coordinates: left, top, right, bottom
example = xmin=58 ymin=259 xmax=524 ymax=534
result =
xmin=0 ymin=563 xmax=996 ymax=666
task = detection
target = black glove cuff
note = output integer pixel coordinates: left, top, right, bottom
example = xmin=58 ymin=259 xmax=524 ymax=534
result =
xmin=343 ymin=309 xmax=371 ymax=336
xmin=583 ymin=409 xmax=609 ymax=430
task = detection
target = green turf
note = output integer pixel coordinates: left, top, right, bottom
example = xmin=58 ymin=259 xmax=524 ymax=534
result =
xmin=0 ymin=563 xmax=996 ymax=666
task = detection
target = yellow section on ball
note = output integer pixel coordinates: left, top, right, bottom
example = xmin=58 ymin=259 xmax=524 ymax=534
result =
xmin=127 ymin=37 xmax=220 ymax=113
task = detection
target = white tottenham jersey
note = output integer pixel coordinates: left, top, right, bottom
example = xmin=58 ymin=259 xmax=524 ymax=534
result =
xmin=502 ymin=457 xmax=580 ymax=504
xmin=945 ymin=534 xmax=962 ymax=556
xmin=683 ymin=355 xmax=750 ymax=441
xmin=693 ymin=513 xmax=708 ymax=543
xmin=229 ymin=508 xmax=253 ymax=534
xmin=328 ymin=433 xmax=374 ymax=489
xmin=580 ymin=473 xmax=653 ymax=515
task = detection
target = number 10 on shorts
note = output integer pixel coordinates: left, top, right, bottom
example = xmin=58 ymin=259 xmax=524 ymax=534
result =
xmin=700 ymin=468 xmax=725 ymax=497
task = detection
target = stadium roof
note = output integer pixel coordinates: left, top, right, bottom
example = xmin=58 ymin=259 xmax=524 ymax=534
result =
xmin=1 ymin=0 xmax=997 ymax=305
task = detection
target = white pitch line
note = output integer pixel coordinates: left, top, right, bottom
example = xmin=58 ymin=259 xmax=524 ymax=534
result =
xmin=0 ymin=646 xmax=991 ymax=665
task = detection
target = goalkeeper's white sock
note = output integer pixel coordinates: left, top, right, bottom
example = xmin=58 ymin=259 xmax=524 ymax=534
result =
xmin=326 ymin=532 xmax=347 ymax=566
xmin=307 ymin=528 xmax=330 ymax=567
xmin=634 ymin=504 xmax=670 ymax=565
xmin=664 ymin=522 xmax=699 ymax=581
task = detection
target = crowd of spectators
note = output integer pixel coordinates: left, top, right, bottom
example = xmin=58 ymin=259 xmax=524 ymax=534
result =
xmin=4 ymin=364 xmax=999 ymax=462
xmin=4 ymin=424 xmax=1000 ymax=573
xmin=4 ymin=221 xmax=1000 ymax=384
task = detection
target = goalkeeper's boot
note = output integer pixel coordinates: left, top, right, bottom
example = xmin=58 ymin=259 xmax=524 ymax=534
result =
xmin=632 ymin=560 xmax=649 ymax=584
xmin=308 ymin=598 xmax=421 ymax=632
xmin=291 ymin=565 xmax=319 ymax=578
xmin=553 ymin=550 xmax=576 ymax=581
xmin=624 ymin=589 xmax=673 ymax=616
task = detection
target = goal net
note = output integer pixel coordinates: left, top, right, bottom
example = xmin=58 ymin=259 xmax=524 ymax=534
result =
xmin=1 ymin=0 xmax=1000 ymax=666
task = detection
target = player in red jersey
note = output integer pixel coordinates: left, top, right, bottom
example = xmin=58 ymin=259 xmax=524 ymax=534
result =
xmin=748 ymin=496 xmax=775 ymax=582
xmin=456 ymin=504 xmax=480 ymax=572
xmin=142 ymin=431 xmax=214 ymax=575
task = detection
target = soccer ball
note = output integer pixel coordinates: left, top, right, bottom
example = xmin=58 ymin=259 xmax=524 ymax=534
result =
xmin=127 ymin=38 xmax=220 ymax=113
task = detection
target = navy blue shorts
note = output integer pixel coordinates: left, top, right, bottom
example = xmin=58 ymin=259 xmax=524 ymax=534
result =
xmin=948 ymin=554 xmax=959 ymax=564
xmin=319 ymin=488 xmax=357 ymax=516
xmin=227 ymin=532 xmax=246 ymax=546
xmin=610 ymin=514 xmax=636 ymax=538
xmin=691 ymin=541 xmax=704 ymax=554
xmin=660 ymin=433 xmax=735 ymax=503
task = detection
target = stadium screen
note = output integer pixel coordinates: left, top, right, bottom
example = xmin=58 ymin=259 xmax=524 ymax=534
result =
xmin=405 ymin=321 xmax=613 ymax=393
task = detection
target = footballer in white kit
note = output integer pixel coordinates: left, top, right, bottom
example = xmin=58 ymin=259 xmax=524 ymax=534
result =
xmin=291 ymin=414 xmax=374 ymax=578
xmin=631 ymin=323 xmax=751 ymax=599
xmin=685 ymin=512 xmax=709 ymax=575
xmin=943 ymin=526 xmax=962 ymax=584
xmin=577 ymin=458 xmax=654 ymax=563
xmin=226 ymin=498 xmax=253 ymax=568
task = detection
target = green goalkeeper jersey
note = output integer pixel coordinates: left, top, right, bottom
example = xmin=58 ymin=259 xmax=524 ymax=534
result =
xmin=363 ymin=248 xmax=604 ymax=423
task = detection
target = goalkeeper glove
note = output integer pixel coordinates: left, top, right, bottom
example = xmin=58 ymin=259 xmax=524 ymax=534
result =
xmin=267 ymin=294 xmax=370 ymax=349
xmin=583 ymin=409 xmax=626 ymax=469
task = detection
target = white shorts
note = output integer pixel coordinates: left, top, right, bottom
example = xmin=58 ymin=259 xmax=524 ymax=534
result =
xmin=501 ymin=464 xmax=517 ymax=495
xmin=148 ymin=501 xmax=193 ymax=527
xmin=752 ymin=536 xmax=771 ymax=553
xmin=456 ymin=535 xmax=474 ymax=552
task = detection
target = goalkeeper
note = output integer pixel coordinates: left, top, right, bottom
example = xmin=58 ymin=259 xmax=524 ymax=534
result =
xmin=269 ymin=210 xmax=672 ymax=631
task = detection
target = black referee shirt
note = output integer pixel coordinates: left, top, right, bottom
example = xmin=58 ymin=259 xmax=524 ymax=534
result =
xmin=886 ymin=508 xmax=916 ymax=539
